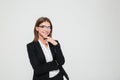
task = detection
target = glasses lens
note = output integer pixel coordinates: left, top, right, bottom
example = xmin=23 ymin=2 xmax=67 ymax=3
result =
xmin=39 ymin=26 xmax=51 ymax=29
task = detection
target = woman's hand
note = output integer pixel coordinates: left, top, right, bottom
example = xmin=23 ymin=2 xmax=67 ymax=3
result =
xmin=45 ymin=37 xmax=58 ymax=46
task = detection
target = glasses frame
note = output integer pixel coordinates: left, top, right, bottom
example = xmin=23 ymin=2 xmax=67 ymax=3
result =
xmin=38 ymin=25 xmax=51 ymax=29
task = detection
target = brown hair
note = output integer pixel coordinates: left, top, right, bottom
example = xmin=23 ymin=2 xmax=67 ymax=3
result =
xmin=33 ymin=17 xmax=53 ymax=42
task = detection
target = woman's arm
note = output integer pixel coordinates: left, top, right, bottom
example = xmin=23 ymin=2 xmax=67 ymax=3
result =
xmin=53 ymin=40 xmax=65 ymax=66
xmin=26 ymin=43 xmax=58 ymax=75
xmin=45 ymin=37 xmax=65 ymax=66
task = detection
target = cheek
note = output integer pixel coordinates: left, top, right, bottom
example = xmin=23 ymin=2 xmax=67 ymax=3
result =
xmin=48 ymin=30 xmax=51 ymax=34
xmin=39 ymin=29 xmax=43 ymax=32
xmin=37 ymin=29 xmax=42 ymax=34
xmin=49 ymin=30 xmax=51 ymax=32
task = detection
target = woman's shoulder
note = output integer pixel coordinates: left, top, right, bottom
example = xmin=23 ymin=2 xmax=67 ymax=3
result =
xmin=26 ymin=41 xmax=38 ymax=47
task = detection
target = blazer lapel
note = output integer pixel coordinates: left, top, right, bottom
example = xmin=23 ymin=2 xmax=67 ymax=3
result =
xmin=35 ymin=41 xmax=46 ymax=63
xmin=34 ymin=41 xmax=56 ymax=63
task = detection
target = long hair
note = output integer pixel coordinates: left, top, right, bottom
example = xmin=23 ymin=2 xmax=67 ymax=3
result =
xmin=33 ymin=17 xmax=53 ymax=42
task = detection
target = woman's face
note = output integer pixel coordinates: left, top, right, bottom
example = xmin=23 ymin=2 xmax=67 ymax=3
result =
xmin=36 ymin=21 xmax=51 ymax=39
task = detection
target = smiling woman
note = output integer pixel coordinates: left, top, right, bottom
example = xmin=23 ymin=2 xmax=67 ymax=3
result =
xmin=26 ymin=17 xmax=69 ymax=80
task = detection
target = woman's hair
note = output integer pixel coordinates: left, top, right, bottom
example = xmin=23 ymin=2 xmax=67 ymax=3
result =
xmin=33 ymin=17 xmax=53 ymax=42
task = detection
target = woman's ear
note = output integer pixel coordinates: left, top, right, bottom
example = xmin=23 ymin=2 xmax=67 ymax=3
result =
xmin=36 ymin=27 xmax=39 ymax=31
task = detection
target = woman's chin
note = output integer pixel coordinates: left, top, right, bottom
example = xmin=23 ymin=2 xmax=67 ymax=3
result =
xmin=43 ymin=35 xmax=48 ymax=39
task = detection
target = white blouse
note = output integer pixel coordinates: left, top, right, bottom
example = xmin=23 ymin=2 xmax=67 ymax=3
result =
xmin=38 ymin=40 xmax=60 ymax=78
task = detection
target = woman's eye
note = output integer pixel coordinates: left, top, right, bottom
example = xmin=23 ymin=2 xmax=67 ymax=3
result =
xmin=39 ymin=26 xmax=51 ymax=29
xmin=39 ymin=26 xmax=45 ymax=28
xmin=41 ymin=26 xmax=45 ymax=28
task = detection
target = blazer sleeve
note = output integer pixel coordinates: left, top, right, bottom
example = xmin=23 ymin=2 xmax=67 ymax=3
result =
xmin=54 ymin=41 xmax=69 ymax=80
xmin=26 ymin=43 xmax=58 ymax=75
xmin=53 ymin=40 xmax=65 ymax=66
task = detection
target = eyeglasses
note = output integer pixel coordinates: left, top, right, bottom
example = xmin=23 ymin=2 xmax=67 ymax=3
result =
xmin=39 ymin=25 xmax=51 ymax=29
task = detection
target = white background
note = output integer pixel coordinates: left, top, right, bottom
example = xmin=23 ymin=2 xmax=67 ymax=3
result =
xmin=0 ymin=0 xmax=120 ymax=80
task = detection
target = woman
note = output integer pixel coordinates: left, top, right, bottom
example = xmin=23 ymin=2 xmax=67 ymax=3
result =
xmin=26 ymin=17 xmax=69 ymax=80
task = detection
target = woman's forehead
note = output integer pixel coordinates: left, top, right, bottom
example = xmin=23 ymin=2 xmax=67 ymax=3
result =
xmin=40 ymin=21 xmax=50 ymax=26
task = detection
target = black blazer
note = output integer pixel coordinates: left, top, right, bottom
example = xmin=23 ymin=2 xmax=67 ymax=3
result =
xmin=26 ymin=40 xmax=69 ymax=80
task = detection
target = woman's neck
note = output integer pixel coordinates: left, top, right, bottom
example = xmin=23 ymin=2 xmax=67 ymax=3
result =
xmin=38 ymin=35 xmax=48 ymax=47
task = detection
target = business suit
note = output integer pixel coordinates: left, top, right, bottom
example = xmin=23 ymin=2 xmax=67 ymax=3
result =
xmin=26 ymin=40 xmax=69 ymax=80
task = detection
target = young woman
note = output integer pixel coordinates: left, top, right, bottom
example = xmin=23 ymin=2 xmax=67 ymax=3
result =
xmin=26 ymin=17 xmax=69 ymax=80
